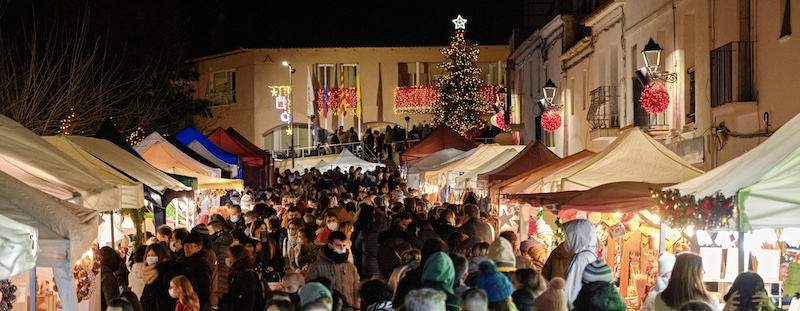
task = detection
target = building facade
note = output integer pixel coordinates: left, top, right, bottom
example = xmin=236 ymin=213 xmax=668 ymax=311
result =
xmin=190 ymin=45 xmax=510 ymax=153
xmin=509 ymin=0 xmax=799 ymax=170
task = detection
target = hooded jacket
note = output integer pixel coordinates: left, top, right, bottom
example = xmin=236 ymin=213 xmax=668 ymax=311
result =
xmin=392 ymin=238 xmax=448 ymax=307
xmin=541 ymin=243 xmax=573 ymax=281
xmin=420 ymin=252 xmax=461 ymax=311
xmin=562 ymin=219 xmax=597 ymax=310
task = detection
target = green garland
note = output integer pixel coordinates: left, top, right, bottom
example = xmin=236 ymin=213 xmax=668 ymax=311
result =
xmin=651 ymin=188 xmax=735 ymax=230
xmin=121 ymin=207 xmax=146 ymax=248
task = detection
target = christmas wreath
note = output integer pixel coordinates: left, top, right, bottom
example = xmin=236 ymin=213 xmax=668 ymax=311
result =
xmin=651 ymin=188 xmax=735 ymax=230
xmin=640 ymin=82 xmax=670 ymax=113
xmin=0 ymin=279 xmax=17 ymax=311
xmin=541 ymin=109 xmax=562 ymax=132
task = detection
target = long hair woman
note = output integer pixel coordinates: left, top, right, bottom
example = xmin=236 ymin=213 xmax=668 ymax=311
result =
xmin=140 ymin=243 xmax=182 ymax=311
xmin=655 ymin=253 xmax=721 ymax=310
xmin=170 ymin=276 xmax=200 ymax=311
xmin=722 ymin=272 xmax=777 ymax=311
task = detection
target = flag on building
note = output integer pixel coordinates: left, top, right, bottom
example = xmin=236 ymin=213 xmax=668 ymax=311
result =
xmin=339 ymin=67 xmax=347 ymax=117
xmin=322 ymin=81 xmax=329 ymax=118
xmin=356 ymin=66 xmax=362 ymax=118
xmin=307 ymin=66 xmax=315 ymax=119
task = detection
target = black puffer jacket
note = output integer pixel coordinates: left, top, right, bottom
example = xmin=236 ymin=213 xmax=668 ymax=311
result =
xmin=227 ymin=261 xmax=258 ymax=311
xmin=141 ymin=261 xmax=181 ymax=311
xmin=355 ymin=221 xmax=389 ymax=279
xmin=184 ymin=249 xmax=215 ymax=311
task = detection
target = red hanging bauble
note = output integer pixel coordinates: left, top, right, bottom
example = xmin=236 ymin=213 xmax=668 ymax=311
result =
xmin=541 ymin=109 xmax=562 ymax=132
xmin=640 ymin=82 xmax=670 ymax=113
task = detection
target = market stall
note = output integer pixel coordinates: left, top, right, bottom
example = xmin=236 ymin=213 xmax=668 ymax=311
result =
xmin=317 ymin=149 xmax=386 ymax=172
xmin=135 ymin=132 xmax=223 ymax=178
xmin=477 ymin=140 xmax=560 ymax=189
xmin=174 ymin=127 xmax=241 ymax=177
xmin=400 ymin=125 xmax=476 ymax=163
xmin=406 ymin=148 xmax=472 ymax=190
xmin=455 ymin=148 xmax=519 ymax=189
xmin=207 ymin=127 xmax=271 ymax=188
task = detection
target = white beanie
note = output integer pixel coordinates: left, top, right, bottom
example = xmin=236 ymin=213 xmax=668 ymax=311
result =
xmin=658 ymin=253 xmax=676 ymax=276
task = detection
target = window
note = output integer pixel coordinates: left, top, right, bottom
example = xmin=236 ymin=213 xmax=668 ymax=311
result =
xmin=687 ymin=68 xmax=696 ymax=124
xmin=340 ymin=64 xmax=358 ymax=88
xmin=398 ymin=62 xmax=443 ymax=86
xmin=317 ymin=64 xmax=335 ymax=88
xmin=782 ymin=0 xmax=792 ymax=37
xmin=209 ymin=70 xmax=235 ymax=105
xmin=476 ymin=61 xmax=506 ymax=85
xmin=632 ymin=78 xmax=649 ymax=128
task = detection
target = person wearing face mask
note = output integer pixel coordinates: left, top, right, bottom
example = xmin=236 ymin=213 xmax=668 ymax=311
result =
xmin=141 ymin=243 xmax=182 ymax=311
xmin=128 ymin=247 xmax=147 ymax=299
xmin=295 ymin=227 xmax=319 ymax=272
xmin=228 ymin=205 xmax=245 ymax=230
xmin=225 ymin=245 xmax=257 ymax=311
xmin=305 ymin=231 xmax=361 ymax=309
xmin=315 ymin=211 xmax=339 ymax=244
xmin=281 ymin=272 xmax=305 ymax=305
xmin=169 ymin=276 xmax=200 ymax=311
xmin=181 ymin=233 xmax=214 ymax=311
xmin=171 ymin=228 xmax=190 ymax=264
xmin=284 ymin=219 xmax=304 ymax=273
xmin=250 ymin=220 xmax=283 ymax=281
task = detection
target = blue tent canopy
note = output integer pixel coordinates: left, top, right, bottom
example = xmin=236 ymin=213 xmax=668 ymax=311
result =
xmin=174 ymin=128 xmax=239 ymax=165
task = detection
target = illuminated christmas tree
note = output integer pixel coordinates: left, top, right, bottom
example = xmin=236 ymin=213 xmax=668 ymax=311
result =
xmin=431 ymin=15 xmax=491 ymax=140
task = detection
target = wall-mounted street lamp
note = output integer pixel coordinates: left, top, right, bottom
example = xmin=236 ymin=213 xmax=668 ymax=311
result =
xmin=532 ymin=79 xmax=559 ymax=117
xmin=636 ymin=38 xmax=677 ymax=85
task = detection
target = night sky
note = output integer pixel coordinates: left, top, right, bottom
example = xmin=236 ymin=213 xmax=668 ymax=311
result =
xmin=2 ymin=0 xmax=525 ymax=59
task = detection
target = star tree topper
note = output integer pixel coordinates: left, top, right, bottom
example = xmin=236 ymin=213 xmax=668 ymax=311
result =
xmin=452 ymin=15 xmax=467 ymax=30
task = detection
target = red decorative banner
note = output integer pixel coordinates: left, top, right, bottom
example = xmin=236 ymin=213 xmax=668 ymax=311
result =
xmin=317 ymin=88 xmax=357 ymax=116
xmin=393 ymin=85 xmax=502 ymax=114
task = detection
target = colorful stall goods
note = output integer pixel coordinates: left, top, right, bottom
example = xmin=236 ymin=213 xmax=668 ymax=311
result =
xmin=0 ymin=279 xmax=17 ymax=311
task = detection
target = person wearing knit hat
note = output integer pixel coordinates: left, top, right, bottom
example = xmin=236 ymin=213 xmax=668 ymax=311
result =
xmin=477 ymin=260 xmax=517 ymax=311
xmin=573 ymin=260 xmax=627 ymax=311
xmin=299 ymin=282 xmax=333 ymax=308
xmin=534 ymin=277 xmax=568 ymax=311
xmin=488 ymin=237 xmax=516 ymax=273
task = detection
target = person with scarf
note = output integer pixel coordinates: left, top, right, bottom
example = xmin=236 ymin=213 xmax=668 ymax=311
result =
xmin=305 ymin=230 xmax=361 ymax=309
xmin=140 ymin=243 xmax=182 ymax=311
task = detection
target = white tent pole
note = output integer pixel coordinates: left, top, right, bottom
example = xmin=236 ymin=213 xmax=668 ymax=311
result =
xmin=110 ymin=212 xmax=115 ymax=249
xmin=29 ymin=268 xmax=36 ymax=311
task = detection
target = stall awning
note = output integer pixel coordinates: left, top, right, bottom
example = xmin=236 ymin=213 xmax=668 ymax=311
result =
xmin=424 ymin=144 xmax=525 ymax=185
xmin=509 ymin=182 xmax=670 ymax=214
xmin=166 ymin=167 xmax=244 ymax=190
xmin=401 ymin=125 xmax=477 ymax=163
xmin=478 ymin=140 xmax=561 ymax=189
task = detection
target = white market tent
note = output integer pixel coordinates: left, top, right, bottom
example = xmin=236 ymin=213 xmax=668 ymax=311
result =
xmin=541 ymin=127 xmax=703 ymax=192
xmin=0 ymin=114 xmax=119 ymax=211
xmin=277 ymin=154 xmax=340 ymax=171
xmin=0 ymin=213 xmax=38 ymax=280
xmin=164 ymin=167 xmax=244 ymax=190
xmin=668 ymin=112 xmax=800 ymax=230
xmin=424 ymin=144 xmax=525 ymax=186
xmin=406 ymin=148 xmax=472 ymax=190
xmin=317 ymin=149 xmax=386 ymax=172
xmin=187 ymin=141 xmax=239 ymax=178
xmin=67 ymin=136 xmax=191 ymax=193
xmin=135 ymin=132 xmax=222 ymax=178
xmin=0 ymin=169 xmax=97 ymax=311
xmin=44 ymin=136 xmax=145 ymax=210
xmin=455 ymin=148 xmax=520 ymax=189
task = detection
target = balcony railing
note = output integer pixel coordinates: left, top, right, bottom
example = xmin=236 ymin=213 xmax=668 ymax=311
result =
xmin=587 ymin=86 xmax=619 ymax=130
xmin=711 ymin=41 xmax=756 ymax=107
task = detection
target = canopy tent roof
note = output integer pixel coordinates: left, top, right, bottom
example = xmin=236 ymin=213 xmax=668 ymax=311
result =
xmin=0 ymin=169 xmax=97 ymax=310
xmin=542 ymin=127 xmax=703 ymax=192
xmin=44 ymin=136 xmax=145 ymax=210
xmin=0 ymin=213 xmax=37 ymax=279
xmin=165 ymin=167 xmax=244 ymax=190
xmin=0 ymin=114 xmax=119 ymax=211
xmin=315 ymin=160 xmax=329 ymax=169
xmin=661 ymin=112 xmax=800 ymax=230
xmin=67 ymin=136 xmax=191 ymax=193
xmin=136 ymin=133 xmax=222 ymax=178
xmin=187 ymin=141 xmax=239 ymax=177
xmin=174 ymin=127 xmax=239 ymax=165
xmin=424 ymin=144 xmax=525 ymax=185
xmin=478 ymin=141 xmax=561 ymax=189
xmin=456 ymin=148 xmax=520 ymax=189
xmin=407 ymin=148 xmax=470 ymax=174
xmin=276 ymin=154 xmax=339 ymax=171
xmin=166 ymin=136 xmax=232 ymax=174
xmin=510 ymin=182 xmax=671 ymax=215
xmin=317 ymin=149 xmax=386 ymax=172
xmin=95 ymin=118 xmax=143 ymax=160
xmin=401 ymin=125 xmax=477 ymax=163
xmin=207 ymin=127 xmax=269 ymax=167
xmin=493 ymin=150 xmax=595 ymax=196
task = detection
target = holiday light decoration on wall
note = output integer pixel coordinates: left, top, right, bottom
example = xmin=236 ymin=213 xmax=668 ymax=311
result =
xmin=394 ymin=85 xmax=501 ymax=114
xmin=269 ymin=85 xmax=293 ymax=134
xmin=640 ymin=82 xmax=670 ymax=113
xmin=541 ymin=109 xmax=562 ymax=132
xmin=316 ymin=88 xmax=357 ymax=116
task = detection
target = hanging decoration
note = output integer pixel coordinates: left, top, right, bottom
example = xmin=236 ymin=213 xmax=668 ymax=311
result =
xmin=490 ymin=111 xmax=513 ymax=130
xmin=73 ymin=248 xmax=100 ymax=302
xmin=541 ymin=109 xmax=562 ymax=132
xmin=121 ymin=207 xmax=146 ymax=248
xmin=394 ymin=85 xmax=501 ymax=114
xmin=650 ymin=188 xmax=735 ymax=230
xmin=58 ymin=108 xmax=77 ymax=136
xmin=0 ymin=279 xmax=17 ymax=311
xmin=317 ymin=88 xmax=357 ymax=116
xmin=640 ymin=82 xmax=670 ymax=113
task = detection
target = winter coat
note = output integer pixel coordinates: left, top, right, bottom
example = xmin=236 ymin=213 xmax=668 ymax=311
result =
xmin=562 ymin=220 xmax=598 ymax=310
xmin=541 ymin=243 xmax=572 ymax=281
xmin=184 ymin=249 xmax=215 ymax=311
xmin=128 ymin=262 xmax=145 ymax=299
xmin=101 ymin=265 xmax=122 ymax=310
xmin=419 ymin=252 xmax=461 ymax=311
xmin=141 ymin=261 xmax=181 ymax=311
xmin=433 ymin=220 xmax=458 ymax=241
xmin=211 ymin=231 xmax=233 ymax=294
xmin=512 ymin=288 xmax=536 ymax=311
xmin=378 ymin=229 xmax=414 ymax=280
xmin=306 ymin=247 xmax=361 ymax=309
xmin=227 ymin=262 xmax=257 ymax=311
xmin=459 ymin=217 xmax=495 ymax=243
xmin=355 ymin=222 xmax=389 ymax=279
